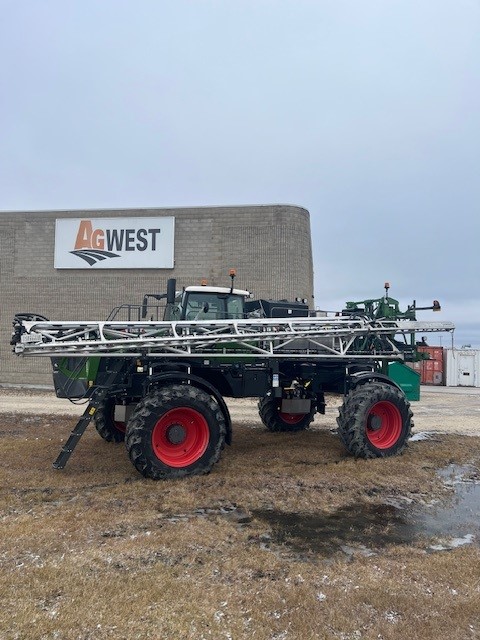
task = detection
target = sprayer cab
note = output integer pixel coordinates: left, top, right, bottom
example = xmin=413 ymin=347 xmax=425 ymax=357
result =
xmin=169 ymin=269 xmax=251 ymax=321
xmin=165 ymin=284 xmax=251 ymax=321
xmin=139 ymin=271 xmax=250 ymax=322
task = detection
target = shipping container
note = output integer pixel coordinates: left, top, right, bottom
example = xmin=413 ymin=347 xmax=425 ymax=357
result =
xmin=418 ymin=346 xmax=444 ymax=362
xmin=417 ymin=345 xmax=444 ymax=385
xmin=444 ymin=349 xmax=480 ymax=387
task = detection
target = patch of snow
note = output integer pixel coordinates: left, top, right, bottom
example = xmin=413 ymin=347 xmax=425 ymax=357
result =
xmin=385 ymin=610 xmax=401 ymax=623
xmin=410 ymin=431 xmax=437 ymax=442
xmin=428 ymin=533 xmax=475 ymax=551
xmin=450 ymin=534 xmax=475 ymax=547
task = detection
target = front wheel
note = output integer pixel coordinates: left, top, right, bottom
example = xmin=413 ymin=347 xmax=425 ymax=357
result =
xmin=125 ymin=384 xmax=226 ymax=479
xmin=337 ymin=382 xmax=412 ymax=458
xmin=258 ymin=395 xmax=315 ymax=432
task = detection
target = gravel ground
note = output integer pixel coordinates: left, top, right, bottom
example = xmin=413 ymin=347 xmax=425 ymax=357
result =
xmin=1 ymin=385 xmax=479 ymax=437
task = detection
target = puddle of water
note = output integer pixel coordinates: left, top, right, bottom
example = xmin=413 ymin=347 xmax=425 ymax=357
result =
xmin=417 ymin=464 xmax=480 ymax=546
xmin=253 ymin=464 xmax=480 ymax=556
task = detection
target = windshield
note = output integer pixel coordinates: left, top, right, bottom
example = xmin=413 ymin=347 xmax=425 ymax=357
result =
xmin=183 ymin=293 xmax=245 ymax=320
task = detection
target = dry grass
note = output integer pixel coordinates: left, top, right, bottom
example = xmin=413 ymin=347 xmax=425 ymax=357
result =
xmin=1 ymin=409 xmax=479 ymax=639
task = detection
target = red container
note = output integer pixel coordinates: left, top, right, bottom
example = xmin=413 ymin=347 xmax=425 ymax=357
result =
xmin=418 ymin=346 xmax=444 ymax=385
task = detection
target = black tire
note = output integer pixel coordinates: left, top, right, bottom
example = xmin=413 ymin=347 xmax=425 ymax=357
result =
xmin=125 ymin=384 xmax=226 ymax=480
xmin=94 ymin=396 xmax=127 ymax=443
xmin=337 ymin=382 xmax=413 ymax=458
xmin=258 ymin=394 xmax=315 ymax=432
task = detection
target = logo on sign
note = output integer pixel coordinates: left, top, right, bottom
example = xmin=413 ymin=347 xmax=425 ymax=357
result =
xmin=70 ymin=220 xmax=163 ymax=266
xmin=55 ymin=216 xmax=174 ymax=269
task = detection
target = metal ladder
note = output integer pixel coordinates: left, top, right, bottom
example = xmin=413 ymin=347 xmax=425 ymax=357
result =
xmin=52 ymin=359 xmax=126 ymax=470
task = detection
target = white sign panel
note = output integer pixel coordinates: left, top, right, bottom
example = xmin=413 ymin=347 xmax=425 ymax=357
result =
xmin=54 ymin=217 xmax=175 ymax=269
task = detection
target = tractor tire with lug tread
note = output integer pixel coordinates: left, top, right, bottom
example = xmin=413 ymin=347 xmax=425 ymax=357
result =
xmin=258 ymin=394 xmax=315 ymax=432
xmin=94 ymin=396 xmax=127 ymax=443
xmin=125 ymin=384 xmax=226 ymax=480
xmin=337 ymin=381 xmax=413 ymax=458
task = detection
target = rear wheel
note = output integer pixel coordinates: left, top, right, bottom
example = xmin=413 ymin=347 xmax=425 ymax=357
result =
xmin=258 ymin=395 xmax=315 ymax=432
xmin=94 ymin=397 xmax=127 ymax=443
xmin=337 ymin=382 xmax=412 ymax=458
xmin=125 ymin=384 xmax=226 ymax=479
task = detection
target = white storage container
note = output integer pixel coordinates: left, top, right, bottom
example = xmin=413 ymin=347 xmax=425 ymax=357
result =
xmin=444 ymin=348 xmax=480 ymax=387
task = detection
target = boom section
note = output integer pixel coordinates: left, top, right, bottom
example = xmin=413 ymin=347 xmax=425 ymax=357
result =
xmin=12 ymin=316 xmax=455 ymax=361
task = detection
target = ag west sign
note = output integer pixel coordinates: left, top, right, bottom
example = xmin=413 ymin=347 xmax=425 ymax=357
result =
xmin=54 ymin=217 xmax=175 ymax=269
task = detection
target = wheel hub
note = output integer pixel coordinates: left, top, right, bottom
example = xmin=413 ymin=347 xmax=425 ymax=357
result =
xmin=367 ymin=414 xmax=382 ymax=431
xmin=166 ymin=423 xmax=187 ymax=445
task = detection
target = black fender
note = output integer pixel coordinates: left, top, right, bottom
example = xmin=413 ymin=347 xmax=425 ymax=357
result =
xmin=346 ymin=370 xmax=403 ymax=395
xmin=146 ymin=372 xmax=232 ymax=445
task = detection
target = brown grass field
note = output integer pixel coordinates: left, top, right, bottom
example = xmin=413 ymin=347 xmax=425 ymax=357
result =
xmin=0 ymin=392 xmax=479 ymax=639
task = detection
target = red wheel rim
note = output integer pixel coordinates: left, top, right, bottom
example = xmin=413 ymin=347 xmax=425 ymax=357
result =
xmin=110 ymin=405 xmax=126 ymax=433
xmin=152 ymin=407 xmax=209 ymax=467
xmin=277 ymin=401 xmax=307 ymax=425
xmin=279 ymin=411 xmax=306 ymax=425
xmin=114 ymin=419 xmax=126 ymax=434
xmin=365 ymin=401 xmax=402 ymax=449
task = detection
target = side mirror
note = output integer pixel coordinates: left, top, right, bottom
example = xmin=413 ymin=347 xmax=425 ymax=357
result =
xmin=166 ymin=279 xmax=176 ymax=305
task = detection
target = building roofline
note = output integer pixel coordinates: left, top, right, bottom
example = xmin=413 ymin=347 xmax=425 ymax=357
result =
xmin=0 ymin=203 xmax=309 ymax=216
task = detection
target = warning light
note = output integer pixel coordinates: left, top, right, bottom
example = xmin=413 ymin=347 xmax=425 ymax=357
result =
xmin=229 ymin=269 xmax=236 ymax=293
xmin=201 ymin=279 xmax=208 ymax=286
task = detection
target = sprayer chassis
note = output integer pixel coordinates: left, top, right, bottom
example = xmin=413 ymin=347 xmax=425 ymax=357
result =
xmin=11 ymin=315 xmax=454 ymax=479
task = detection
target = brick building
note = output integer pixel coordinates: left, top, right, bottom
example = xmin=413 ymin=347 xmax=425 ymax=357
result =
xmin=1 ymin=204 xmax=314 ymax=386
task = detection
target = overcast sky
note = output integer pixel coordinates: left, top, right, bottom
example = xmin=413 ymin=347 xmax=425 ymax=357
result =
xmin=1 ymin=1 xmax=479 ymax=347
